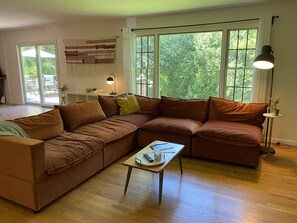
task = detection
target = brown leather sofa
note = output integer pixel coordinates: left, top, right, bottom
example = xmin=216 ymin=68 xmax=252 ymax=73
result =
xmin=0 ymin=95 xmax=267 ymax=212
xmin=138 ymin=96 xmax=267 ymax=167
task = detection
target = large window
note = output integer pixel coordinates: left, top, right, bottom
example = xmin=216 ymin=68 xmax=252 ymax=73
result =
xmin=159 ymin=31 xmax=222 ymax=99
xmin=135 ymin=24 xmax=258 ymax=102
xmin=135 ymin=36 xmax=154 ymax=96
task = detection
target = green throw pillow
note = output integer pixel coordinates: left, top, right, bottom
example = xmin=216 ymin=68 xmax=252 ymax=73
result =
xmin=116 ymin=95 xmax=140 ymax=115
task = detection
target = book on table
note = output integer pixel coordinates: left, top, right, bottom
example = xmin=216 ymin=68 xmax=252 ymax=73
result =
xmin=150 ymin=142 xmax=174 ymax=151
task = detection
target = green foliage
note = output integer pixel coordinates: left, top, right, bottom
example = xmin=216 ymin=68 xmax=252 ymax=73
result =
xmin=21 ymin=45 xmax=56 ymax=77
xmin=159 ymin=31 xmax=222 ymax=99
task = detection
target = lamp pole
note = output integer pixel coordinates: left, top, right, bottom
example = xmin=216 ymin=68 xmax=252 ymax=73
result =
xmin=265 ymin=67 xmax=274 ymax=147
xmin=253 ymin=45 xmax=275 ymax=153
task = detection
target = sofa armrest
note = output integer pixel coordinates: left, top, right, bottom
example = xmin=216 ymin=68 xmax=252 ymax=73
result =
xmin=0 ymin=136 xmax=46 ymax=182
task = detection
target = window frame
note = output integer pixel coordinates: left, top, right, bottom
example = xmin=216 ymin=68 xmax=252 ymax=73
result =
xmin=134 ymin=21 xmax=259 ymax=100
xmin=225 ymin=28 xmax=258 ymax=102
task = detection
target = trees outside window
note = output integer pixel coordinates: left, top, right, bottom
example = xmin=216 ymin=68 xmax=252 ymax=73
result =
xmin=159 ymin=31 xmax=222 ymax=99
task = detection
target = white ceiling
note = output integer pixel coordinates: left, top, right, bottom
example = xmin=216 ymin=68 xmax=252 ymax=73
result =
xmin=0 ymin=0 xmax=276 ymax=31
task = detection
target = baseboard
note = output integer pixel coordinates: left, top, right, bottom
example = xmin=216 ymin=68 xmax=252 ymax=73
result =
xmin=271 ymin=137 xmax=297 ymax=146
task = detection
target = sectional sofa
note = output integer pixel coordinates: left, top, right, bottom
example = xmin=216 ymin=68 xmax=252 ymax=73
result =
xmin=0 ymin=95 xmax=267 ymax=211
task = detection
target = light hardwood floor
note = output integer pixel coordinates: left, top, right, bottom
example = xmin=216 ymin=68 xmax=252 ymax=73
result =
xmin=0 ymin=104 xmax=51 ymax=120
xmin=0 ymin=105 xmax=297 ymax=223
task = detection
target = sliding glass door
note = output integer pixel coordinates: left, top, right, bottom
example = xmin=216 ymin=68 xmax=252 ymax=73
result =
xmin=19 ymin=44 xmax=59 ymax=105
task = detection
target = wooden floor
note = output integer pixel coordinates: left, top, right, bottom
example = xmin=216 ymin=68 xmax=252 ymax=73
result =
xmin=0 ymin=104 xmax=51 ymax=120
xmin=0 ymin=105 xmax=297 ymax=223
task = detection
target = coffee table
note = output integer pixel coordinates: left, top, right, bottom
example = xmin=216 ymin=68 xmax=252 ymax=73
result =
xmin=123 ymin=140 xmax=184 ymax=203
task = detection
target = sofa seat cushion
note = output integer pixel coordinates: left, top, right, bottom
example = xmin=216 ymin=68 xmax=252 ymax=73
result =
xmin=140 ymin=116 xmax=203 ymax=136
xmin=45 ymin=132 xmax=104 ymax=175
xmin=109 ymin=114 xmax=154 ymax=128
xmin=72 ymin=119 xmax=137 ymax=144
xmin=196 ymin=120 xmax=262 ymax=147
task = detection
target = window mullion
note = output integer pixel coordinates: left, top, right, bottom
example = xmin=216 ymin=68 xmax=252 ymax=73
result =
xmin=154 ymin=34 xmax=159 ymax=98
xmin=140 ymin=37 xmax=143 ymax=95
xmin=220 ymin=28 xmax=228 ymax=98
xmin=146 ymin=38 xmax=149 ymax=96
xmin=242 ymin=30 xmax=250 ymax=101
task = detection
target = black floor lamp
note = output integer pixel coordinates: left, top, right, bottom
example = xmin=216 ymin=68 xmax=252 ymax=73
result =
xmin=253 ymin=45 xmax=275 ymax=153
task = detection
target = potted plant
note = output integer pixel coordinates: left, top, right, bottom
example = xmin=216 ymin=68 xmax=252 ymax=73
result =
xmin=59 ymin=84 xmax=69 ymax=105
xmin=270 ymin=95 xmax=280 ymax=116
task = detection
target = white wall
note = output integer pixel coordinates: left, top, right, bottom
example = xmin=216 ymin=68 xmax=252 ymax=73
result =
xmin=0 ymin=33 xmax=4 ymax=66
xmin=1 ymin=18 xmax=126 ymax=104
xmin=1 ymin=0 xmax=296 ymax=145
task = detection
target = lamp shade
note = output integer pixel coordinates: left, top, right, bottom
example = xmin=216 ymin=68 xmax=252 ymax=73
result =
xmin=106 ymin=76 xmax=114 ymax=85
xmin=253 ymin=45 xmax=275 ymax=69
xmin=106 ymin=73 xmax=117 ymax=95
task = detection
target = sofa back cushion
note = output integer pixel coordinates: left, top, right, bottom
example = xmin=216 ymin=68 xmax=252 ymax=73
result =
xmin=135 ymin=95 xmax=161 ymax=117
xmin=11 ymin=109 xmax=64 ymax=140
xmin=98 ymin=93 xmax=128 ymax=117
xmin=161 ymin=96 xmax=209 ymax=123
xmin=208 ymin=97 xmax=268 ymax=127
xmin=57 ymin=100 xmax=106 ymax=131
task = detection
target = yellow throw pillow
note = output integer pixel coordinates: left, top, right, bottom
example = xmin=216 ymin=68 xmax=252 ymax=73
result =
xmin=116 ymin=95 xmax=141 ymax=115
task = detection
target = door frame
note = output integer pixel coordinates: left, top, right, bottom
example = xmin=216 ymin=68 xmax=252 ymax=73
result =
xmin=18 ymin=40 xmax=60 ymax=106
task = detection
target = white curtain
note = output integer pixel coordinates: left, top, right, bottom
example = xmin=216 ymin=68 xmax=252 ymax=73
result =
xmin=121 ymin=18 xmax=136 ymax=93
xmin=251 ymin=16 xmax=273 ymax=103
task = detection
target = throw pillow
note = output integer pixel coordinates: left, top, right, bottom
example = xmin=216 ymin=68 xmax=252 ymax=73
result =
xmin=116 ymin=94 xmax=141 ymax=116
xmin=57 ymin=100 xmax=106 ymax=131
xmin=98 ymin=93 xmax=128 ymax=117
xmin=11 ymin=109 xmax=64 ymax=140
xmin=208 ymin=96 xmax=268 ymax=127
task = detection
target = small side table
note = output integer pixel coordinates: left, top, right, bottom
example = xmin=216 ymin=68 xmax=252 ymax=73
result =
xmin=262 ymin=113 xmax=283 ymax=159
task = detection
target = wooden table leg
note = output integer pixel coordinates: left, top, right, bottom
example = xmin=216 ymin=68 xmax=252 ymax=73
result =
xmin=178 ymin=154 xmax=183 ymax=175
xmin=124 ymin=166 xmax=132 ymax=194
xmin=159 ymin=170 xmax=164 ymax=203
